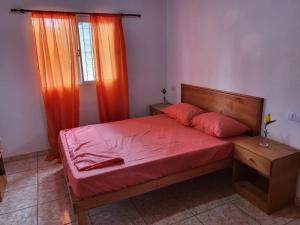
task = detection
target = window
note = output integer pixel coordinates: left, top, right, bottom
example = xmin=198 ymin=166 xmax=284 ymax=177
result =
xmin=77 ymin=18 xmax=96 ymax=82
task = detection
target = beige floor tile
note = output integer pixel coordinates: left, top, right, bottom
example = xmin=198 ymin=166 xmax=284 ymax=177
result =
xmin=4 ymin=152 xmax=37 ymax=163
xmin=0 ymin=206 xmax=37 ymax=225
xmin=6 ymin=169 xmax=37 ymax=190
xmin=131 ymin=187 xmax=175 ymax=204
xmin=4 ymin=157 xmax=37 ymax=175
xmin=38 ymin=178 xmax=68 ymax=204
xmin=197 ymin=170 xmax=235 ymax=201
xmin=37 ymin=150 xmax=50 ymax=156
xmin=220 ymin=193 xmax=241 ymax=203
xmin=169 ymin=170 xmax=238 ymax=216
xmin=38 ymin=163 xmax=64 ymax=184
xmin=196 ymin=203 xmax=259 ymax=225
xmin=167 ymin=176 xmax=211 ymax=197
xmin=38 ymin=197 xmax=75 ymax=225
xmin=174 ymin=181 xmax=227 ymax=215
xmin=215 ymin=185 xmax=236 ymax=199
xmin=0 ymin=185 xmax=37 ymax=214
xmin=133 ymin=196 xmax=193 ymax=225
xmin=172 ymin=216 xmax=202 ymax=225
xmin=287 ymin=218 xmax=300 ymax=225
xmin=89 ymin=200 xmax=145 ymax=225
xmin=168 ymin=183 xmax=203 ymax=201
xmin=169 ymin=170 xmax=236 ymax=205
xmin=233 ymin=197 xmax=300 ymax=225
xmin=38 ymin=154 xmax=59 ymax=168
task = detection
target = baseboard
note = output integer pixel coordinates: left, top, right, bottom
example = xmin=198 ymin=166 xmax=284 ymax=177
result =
xmin=4 ymin=149 xmax=50 ymax=163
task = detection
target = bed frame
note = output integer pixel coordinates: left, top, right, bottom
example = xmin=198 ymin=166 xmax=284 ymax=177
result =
xmin=65 ymin=84 xmax=264 ymax=225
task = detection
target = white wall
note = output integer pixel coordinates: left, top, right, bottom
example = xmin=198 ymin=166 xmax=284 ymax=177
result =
xmin=0 ymin=0 xmax=166 ymax=157
xmin=166 ymin=0 xmax=300 ymax=198
xmin=166 ymin=0 xmax=300 ymax=149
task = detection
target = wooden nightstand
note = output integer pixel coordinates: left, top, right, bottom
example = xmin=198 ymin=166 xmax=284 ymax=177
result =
xmin=0 ymin=143 xmax=6 ymax=202
xmin=149 ymin=103 xmax=171 ymax=115
xmin=232 ymin=136 xmax=300 ymax=214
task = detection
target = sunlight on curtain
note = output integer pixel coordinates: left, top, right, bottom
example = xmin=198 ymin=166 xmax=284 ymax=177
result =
xmin=91 ymin=15 xmax=129 ymax=122
xmin=32 ymin=12 xmax=80 ymax=160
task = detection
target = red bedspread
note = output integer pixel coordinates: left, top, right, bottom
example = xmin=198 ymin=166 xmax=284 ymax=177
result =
xmin=59 ymin=115 xmax=233 ymax=199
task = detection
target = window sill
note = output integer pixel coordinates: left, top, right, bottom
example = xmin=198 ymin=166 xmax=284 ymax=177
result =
xmin=80 ymin=80 xmax=96 ymax=85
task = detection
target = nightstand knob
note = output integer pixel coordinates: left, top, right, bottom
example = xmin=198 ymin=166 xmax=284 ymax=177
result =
xmin=247 ymin=157 xmax=255 ymax=163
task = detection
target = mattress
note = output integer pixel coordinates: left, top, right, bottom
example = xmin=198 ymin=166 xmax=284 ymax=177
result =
xmin=59 ymin=114 xmax=233 ymax=199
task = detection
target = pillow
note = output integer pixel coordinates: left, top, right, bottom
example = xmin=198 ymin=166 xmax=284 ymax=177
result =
xmin=162 ymin=103 xmax=204 ymax=126
xmin=191 ymin=112 xmax=250 ymax=137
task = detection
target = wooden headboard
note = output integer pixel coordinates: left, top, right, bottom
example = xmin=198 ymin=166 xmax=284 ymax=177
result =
xmin=181 ymin=84 xmax=264 ymax=136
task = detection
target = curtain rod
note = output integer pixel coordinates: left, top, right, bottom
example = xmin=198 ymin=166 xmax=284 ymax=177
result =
xmin=10 ymin=8 xmax=141 ymax=18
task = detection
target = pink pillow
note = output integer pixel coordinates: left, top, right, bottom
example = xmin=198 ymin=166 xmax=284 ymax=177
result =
xmin=162 ymin=103 xmax=204 ymax=126
xmin=192 ymin=112 xmax=250 ymax=137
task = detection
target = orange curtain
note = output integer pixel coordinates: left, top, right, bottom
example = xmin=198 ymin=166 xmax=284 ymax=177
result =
xmin=32 ymin=12 xmax=80 ymax=160
xmin=90 ymin=15 xmax=129 ymax=123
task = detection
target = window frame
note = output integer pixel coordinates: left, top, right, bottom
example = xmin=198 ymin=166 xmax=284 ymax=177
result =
xmin=76 ymin=15 xmax=96 ymax=84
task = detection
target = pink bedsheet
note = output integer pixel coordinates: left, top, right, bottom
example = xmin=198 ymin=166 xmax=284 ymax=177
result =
xmin=64 ymin=129 xmax=124 ymax=171
xmin=59 ymin=114 xmax=233 ymax=199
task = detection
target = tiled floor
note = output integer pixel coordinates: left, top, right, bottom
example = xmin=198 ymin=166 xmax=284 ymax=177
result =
xmin=1 ymin=153 xmax=300 ymax=225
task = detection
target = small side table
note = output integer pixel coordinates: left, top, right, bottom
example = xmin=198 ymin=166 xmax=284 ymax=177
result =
xmin=149 ymin=103 xmax=171 ymax=115
xmin=232 ymin=136 xmax=300 ymax=214
xmin=0 ymin=144 xmax=7 ymax=202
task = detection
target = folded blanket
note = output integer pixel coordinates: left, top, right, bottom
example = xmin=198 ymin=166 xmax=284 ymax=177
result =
xmin=63 ymin=128 xmax=124 ymax=171
xmin=72 ymin=152 xmax=124 ymax=171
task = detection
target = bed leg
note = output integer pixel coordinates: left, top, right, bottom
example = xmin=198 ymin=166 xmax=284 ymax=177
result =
xmin=77 ymin=211 xmax=89 ymax=225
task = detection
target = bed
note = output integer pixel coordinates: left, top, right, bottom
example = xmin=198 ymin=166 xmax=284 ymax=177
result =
xmin=59 ymin=84 xmax=264 ymax=225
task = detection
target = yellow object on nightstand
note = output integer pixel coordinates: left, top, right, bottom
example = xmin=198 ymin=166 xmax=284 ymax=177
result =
xmin=149 ymin=103 xmax=171 ymax=115
xmin=232 ymin=136 xmax=300 ymax=214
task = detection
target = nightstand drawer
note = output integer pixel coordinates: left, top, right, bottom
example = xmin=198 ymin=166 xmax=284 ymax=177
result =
xmin=234 ymin=145 xmax=271 ymax=177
